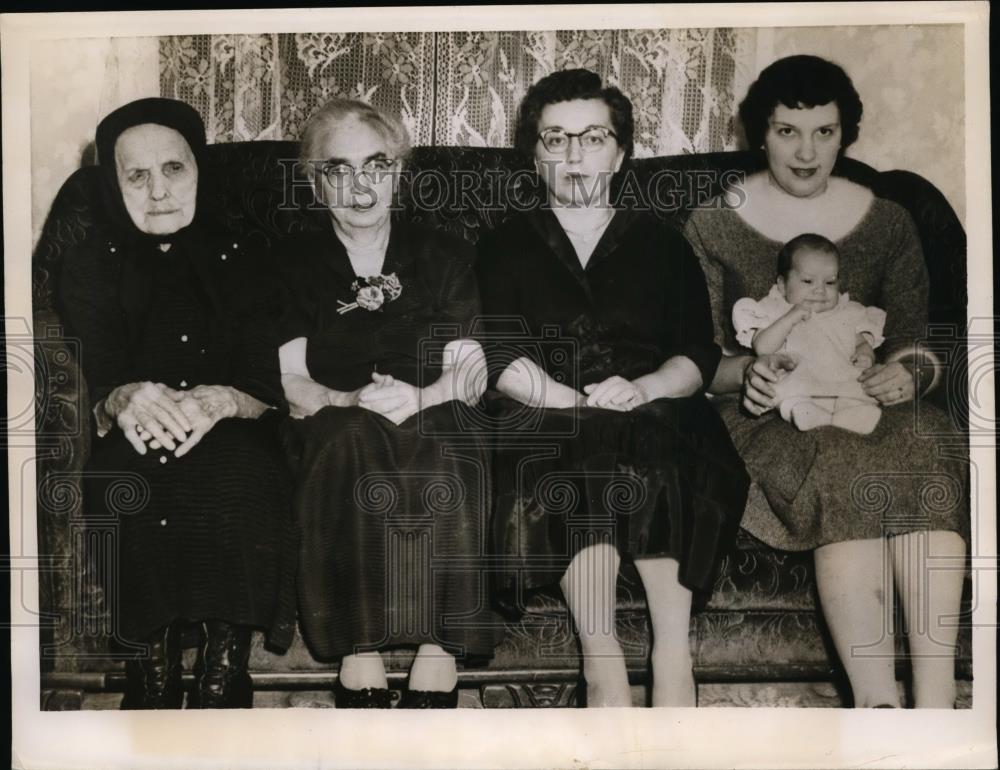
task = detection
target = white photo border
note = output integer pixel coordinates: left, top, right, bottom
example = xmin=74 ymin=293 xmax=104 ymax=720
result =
xmin=4 ymin=3 xmax=995 ymax=769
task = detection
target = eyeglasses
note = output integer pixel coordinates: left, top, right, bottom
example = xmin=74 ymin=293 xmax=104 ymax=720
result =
xmin=319 ymin=158 xmax=397 ymax=187
xmin=537 ymin=126 xmax=618 ymax=154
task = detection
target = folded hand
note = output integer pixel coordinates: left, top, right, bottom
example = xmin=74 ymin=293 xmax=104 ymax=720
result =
xmin=358 ymin=372 xmax=421 ymax=425
xmin=582 ymin=375 xmax=643 ymax=411
xmin=106 ymin=381 xmax=192 ymax=455
xmin=140 ymin=384 xmax=238 ymax=457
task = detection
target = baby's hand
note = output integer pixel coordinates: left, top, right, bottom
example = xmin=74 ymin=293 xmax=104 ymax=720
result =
xmin=852 ymin=340 xmax=876 ymax=370
xmin=789 ymin=304 xmax=812 ymax=323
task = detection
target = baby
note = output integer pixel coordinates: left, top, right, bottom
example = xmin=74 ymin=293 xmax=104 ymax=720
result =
xmin=733 ymin=233 xmax=886 ymax=434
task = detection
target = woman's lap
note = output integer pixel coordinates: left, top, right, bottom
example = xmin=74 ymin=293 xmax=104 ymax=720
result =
xmin=487 ymin=394 xmax=749 ymax=603
xmin=714 ymin=395 xmax=969 ymax=551
xmin=83 ymin=414 xmax=297 ymax=646
xmin=284 ymin=402 xmax=498 ymax=659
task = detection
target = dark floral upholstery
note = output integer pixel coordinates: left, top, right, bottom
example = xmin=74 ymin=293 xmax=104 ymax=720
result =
xmin=34 ymin=142 xmax=971 ymax=699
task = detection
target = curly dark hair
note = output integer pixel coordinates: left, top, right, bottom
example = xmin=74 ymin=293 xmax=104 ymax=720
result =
xmin=514 ymin=68 xmax=634 ymax=161
xmin=776 ymin=232 xmax=840 ymax=278
xmin=739 ymin=55 xmax=863 ymax=150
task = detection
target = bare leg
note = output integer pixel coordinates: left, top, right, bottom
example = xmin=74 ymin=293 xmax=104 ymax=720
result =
xmin=560 ymin=542 xmax=631 ymax=707
xmin=814 ymin=539 xmax=900 ymax=707
xmin=339 ymin=651 xmax=388 ymax=690
xmin=634 ymin=557 xmax=695 ymax=707
xmin=890 ymin=530 xmax=966 ymax=708
xmin=408 ymin=643 xmax=458 ymax=692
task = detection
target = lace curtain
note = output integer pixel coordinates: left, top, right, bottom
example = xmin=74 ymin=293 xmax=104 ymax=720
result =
xmin=160 ymin=28 xmax=757 ymax=156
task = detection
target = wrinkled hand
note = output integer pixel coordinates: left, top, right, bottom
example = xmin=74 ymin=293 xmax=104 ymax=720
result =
xmin=742 ymin=353 xmax=798 ymax=416
xmin=859 ymin=361 xmax=915 ymax=405
xmin=141 ymin=385 xmax=237 ymax=457
xmin=106 ymin=381 xmax=192 ymax=455
xmin=582 ymin=375 xmax=643 ymax=411
xmin=852 ymin=340 xmax=876 ymax=370
xmin=358 ymin=372 xmax=421 ymax=425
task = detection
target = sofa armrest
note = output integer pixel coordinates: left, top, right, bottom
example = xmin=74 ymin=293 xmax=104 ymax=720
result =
xmin=33 ymin=308 xmax=96 ymax=671
xmin=33 ymin=308 xmax=91 ymax=466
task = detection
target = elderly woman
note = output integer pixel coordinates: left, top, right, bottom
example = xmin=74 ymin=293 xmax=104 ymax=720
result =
xmin=476 ymin=69 xmax=750 ymax=707
xmin=684 ymin=55 xmax=969 ymax=708
xmin=57 ymin=98 xmax=296 ymax=709
xmin=277 ymin=98 xmax=497 ymax=708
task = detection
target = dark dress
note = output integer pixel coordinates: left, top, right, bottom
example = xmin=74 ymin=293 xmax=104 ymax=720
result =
xmin=278 ymin=217 xmax=499 ymax=661
xmin=57 ymin=226 xmax=298 ymax=650
xmin=475 ymin=208 xmax=750 ymax=610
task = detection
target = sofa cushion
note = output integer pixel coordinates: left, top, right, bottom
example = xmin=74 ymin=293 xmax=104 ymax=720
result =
xmin=32 ymin=141 xmax=971 ymax=691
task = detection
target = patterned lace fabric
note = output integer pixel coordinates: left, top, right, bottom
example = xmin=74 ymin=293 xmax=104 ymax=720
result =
xmin=159 ymin=29 xmax=757 ymax=155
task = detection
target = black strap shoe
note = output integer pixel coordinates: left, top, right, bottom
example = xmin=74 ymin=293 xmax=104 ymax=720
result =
xmin=398 ymin=687 xmax=459 ymax=709
xmin=332 ymin=678 xmax=393 ymax=709
xmin=120 ymin=623 xmax=183 ymax=710
xmin=189 ymin=620 xmax=254 ymax=709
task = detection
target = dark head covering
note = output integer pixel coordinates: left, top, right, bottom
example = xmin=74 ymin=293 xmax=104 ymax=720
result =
xmin=93 ymin=97 xmax=209 ymax=243
xmin=96 ymin=97 xmax=206 ymax=169
xmin=87 ymin=98 xmax=222 ymax=349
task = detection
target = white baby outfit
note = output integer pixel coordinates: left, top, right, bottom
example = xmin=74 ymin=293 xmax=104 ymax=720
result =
xmin=733 ymin=285 xmax=887 ymax=433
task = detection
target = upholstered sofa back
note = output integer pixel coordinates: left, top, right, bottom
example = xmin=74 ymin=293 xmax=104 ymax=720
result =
xmin=34 ymin=142 xmax=967 ymax=330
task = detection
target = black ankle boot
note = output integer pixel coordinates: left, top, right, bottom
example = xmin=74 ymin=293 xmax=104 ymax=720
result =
xmin=120 ymin=624 xmax=183 ymax=710
xmin=189 ymin=620 xmax=254 ymax=709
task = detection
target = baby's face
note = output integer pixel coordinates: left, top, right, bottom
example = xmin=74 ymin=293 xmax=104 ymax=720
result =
xmin=779 ymin=249 xmax=840 ymax=313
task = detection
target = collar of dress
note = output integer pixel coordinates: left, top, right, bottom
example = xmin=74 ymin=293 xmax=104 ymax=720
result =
xmin=526 ymin=206 xmax=640 ymax=299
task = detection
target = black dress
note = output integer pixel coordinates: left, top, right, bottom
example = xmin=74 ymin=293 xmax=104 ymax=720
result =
xmin=57 ymin=226 xmax=298 ymax=650
xmin=278 ymin=217 xmax=499 ymax=661
xmin=475 ymin=208 xmax=750 ymax=611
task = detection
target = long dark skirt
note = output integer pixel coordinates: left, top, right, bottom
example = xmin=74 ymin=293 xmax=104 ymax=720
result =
xmin=486 ymin=393 xmax=750 ymax=614
xmin=282 ymin=402 xmax=500 ymax=661
xmin=84 ymin=411 xmax=298 ymax=650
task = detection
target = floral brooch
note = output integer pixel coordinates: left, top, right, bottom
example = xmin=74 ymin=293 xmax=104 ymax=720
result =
xmin=337 ymin=273 xmax=403 ymax=315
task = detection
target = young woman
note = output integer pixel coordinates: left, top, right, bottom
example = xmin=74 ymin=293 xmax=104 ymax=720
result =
xmin=684 ymin=55 xmax=968 ymax=708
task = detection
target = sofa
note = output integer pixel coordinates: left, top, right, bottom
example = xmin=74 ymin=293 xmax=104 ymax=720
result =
xmin=33 ymin=141 xmax=972 ymax=709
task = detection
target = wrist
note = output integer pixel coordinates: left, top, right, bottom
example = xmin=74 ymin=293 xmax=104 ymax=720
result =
xmin=93 ymin=398 xmax=115 ymax=437
xmin=545 ymin=384 xmax=580 ymax=409
xmin=419 ymin=381 xmax=444 ymax=410
xmin=223 ymin=387 xmax=242 ymax=418
xmin=104 ymin=385 xmax=127 ymax=418
xmin=327 ymin=388 xmax=352 ymax=408
xmin=632 ymin=375 xmax=658 ymax=403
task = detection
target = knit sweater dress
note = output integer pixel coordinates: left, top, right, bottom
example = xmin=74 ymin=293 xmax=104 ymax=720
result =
xmin=684 ymin=197 xmax=968 ymax=550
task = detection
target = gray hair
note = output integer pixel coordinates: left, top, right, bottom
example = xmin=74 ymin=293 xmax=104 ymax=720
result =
xmin=298 ymin=97 xmax=411 ymax=178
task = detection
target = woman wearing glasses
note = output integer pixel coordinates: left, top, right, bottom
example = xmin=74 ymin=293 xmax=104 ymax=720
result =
xmin=277 ymin=98 xmax=497 ymax=708
xmin=476 ymin=69 xmax=749 ymax=707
